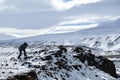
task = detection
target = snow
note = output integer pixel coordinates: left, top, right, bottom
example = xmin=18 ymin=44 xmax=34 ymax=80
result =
xmin=0 ymin=45 xmax=119 ymax=80
xmin=0 ymin=18 xmax=120 ymax=80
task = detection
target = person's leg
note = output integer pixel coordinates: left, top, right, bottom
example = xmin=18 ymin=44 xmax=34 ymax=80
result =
xmin=18 ymin=49 xmax=22 ymax=59
xmin=23 ymin=50 xmax=27 ymax=58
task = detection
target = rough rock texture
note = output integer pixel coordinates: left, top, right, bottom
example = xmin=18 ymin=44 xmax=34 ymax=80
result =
xmin=73 ymin=46 xmax=117 ymax=78
xmin=7 ymin=70 xmax=38 ymax=80
xmin=5 ymin=46 xmax=117 ymax=80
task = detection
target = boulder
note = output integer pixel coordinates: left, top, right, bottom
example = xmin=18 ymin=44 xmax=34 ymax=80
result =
xmin=96 ymin=56 xmax=117 ymax=78
xmin=73 ymin=47 xmax=84 ymax=53
xmin=58 ymin=45 xmax=67 ymax=53
xmin=40 ymin=55 xmax=52 ymax=61
xmin=73 ymin=46 xmax=117 ymax=78
xmin=7 ymin=70 xmax=38 ymax=80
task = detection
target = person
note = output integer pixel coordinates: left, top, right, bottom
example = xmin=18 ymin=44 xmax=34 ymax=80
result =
xmin=18 ymin=42 xmax=28 ymax=59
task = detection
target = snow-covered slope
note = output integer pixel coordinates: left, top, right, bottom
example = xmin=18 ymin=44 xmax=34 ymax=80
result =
xmin=0 ymin=46 xmax=119 ymax=80
xmin=0 ymin=34 xmax=15 ymax=40
xmin=0 ymin=18 xmax=120 ymax=80
xmin=1 ymin=18 xmax=120 ymax=56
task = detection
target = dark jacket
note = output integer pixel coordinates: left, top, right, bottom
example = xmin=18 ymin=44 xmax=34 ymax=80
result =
xmin=19 ymin=42 xmax=28 ymax=51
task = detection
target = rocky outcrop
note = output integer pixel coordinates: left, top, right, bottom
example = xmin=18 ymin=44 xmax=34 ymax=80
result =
xmin=6 ymin=45 xmax=118 ymax=80
xmin=7 ymin=70 xmax=38 ymax=80
xmin=96 ymin=56 xmax=117 ymax=78
xmin=73 ymin=46 xmax=117 ymax=78
xmin=58 ymin=45 xmax=67 ymax=53
xmin=37 ymin=46 xmax=117 ymax=78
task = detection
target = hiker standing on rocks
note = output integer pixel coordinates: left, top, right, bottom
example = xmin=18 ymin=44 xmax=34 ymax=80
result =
xmin=18 ymin=42 xmax=28 ymax=59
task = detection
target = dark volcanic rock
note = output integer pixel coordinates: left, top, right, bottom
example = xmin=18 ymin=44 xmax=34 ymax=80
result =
xmin=41 ymin=55 xmax=52 ymax=61
xmin=96 ymin=56 xmax=117 ymax=78
xmin=52 ymin=51 xmax=62 ymax=57
xmin=58 ymin=45 xmax=67 ymax=53
xmin=73 ymin=47 xmax=84 ymax=53
xmin=73 ymin=46 xmax=117 ymax=78
xmin=7 ymin=70 xmax=38 ymax=80
xmin=6 ymin=46 xmax=118 ymax=80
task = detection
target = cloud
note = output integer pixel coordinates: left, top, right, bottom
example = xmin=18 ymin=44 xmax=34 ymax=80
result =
xmin=0 ymin=23 xmax=98 ymax=38
xmin=64 ymin=0 xmax=120 ymax=17
xmin=0 ymin=0 xmax=17 ymax=12
xmin=0 ymin=11 xmax=63 ymax=29
xmin=0 ymin=33 xmax=15 ymax=40
xmin=1 ymin=0 xmax=53 ymax=13
xmin=0 ymin=0 xmax=119 ymax=29
xmin=98 ymin=17 xmax=120 ymax=28
xmin=51 ymin=0 xmax=103 ymax=11
xmin=0 ymin=0 xmax=119 ymax=40
xmin=59 ymin=16 xmax=120 ymax=26
xmin=0 ymin=0 xmax=103 ymax=12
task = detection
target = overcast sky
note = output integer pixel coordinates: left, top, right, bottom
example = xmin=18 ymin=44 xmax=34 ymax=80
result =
xmin=0 ymin=0 xmax=120 ymax=40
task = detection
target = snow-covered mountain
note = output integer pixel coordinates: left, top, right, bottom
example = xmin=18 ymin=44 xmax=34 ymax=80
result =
xmin=0 ymin=34 xmax=15 ymax=40
xmin=1 ymin=18 xmax=120 ymax=56
xmin=0 ymin=18 xmax=120 ymax=80
xmin=0 ymin=46 xmax=119 ymax=80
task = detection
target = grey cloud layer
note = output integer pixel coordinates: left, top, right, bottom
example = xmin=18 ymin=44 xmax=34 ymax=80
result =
xmin=0 ymin=0 xmax=119 ymax=29
xmin=0 ymin=11 xmax=63 ymax=29
xmin=4 ymin=0 xmax=53 ymax=12
xmin=64 ymin=0 xmax=120 ymax=16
